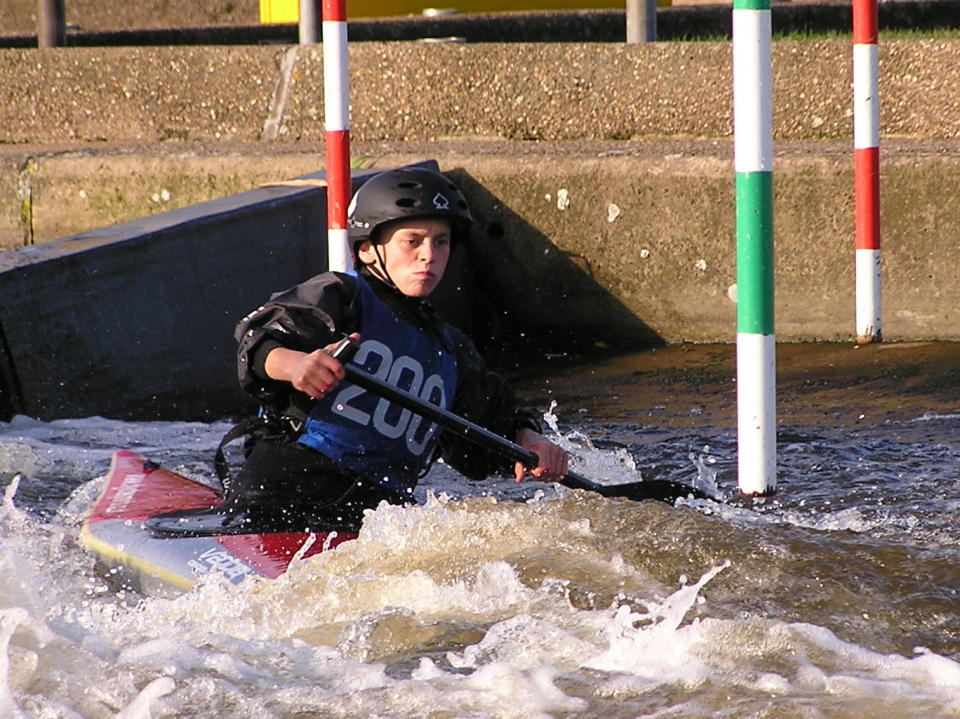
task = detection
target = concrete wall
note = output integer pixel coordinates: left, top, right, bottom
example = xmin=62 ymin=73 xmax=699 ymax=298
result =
xmin=3 ymin=148 xmax=330 ymax=248
xmin=0 ymin=165 xmax=432 ymax=421
xmin=0 ymin=157 xmax=499 ymax=422
xmin=0 ymin=38 xmax=958 ymax=424
xmin=446 ymin=144 xmax=960 ymax=346
xmin=3 ymin=140 xmax=956 ymax=360
xmin=0 ymin=176 xmax=327 ymax=421
xmin=2 ymin=41 xmax=959 ymax=148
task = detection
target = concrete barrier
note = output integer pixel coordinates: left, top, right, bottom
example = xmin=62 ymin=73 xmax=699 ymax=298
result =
xmin=0 ymin=35 xmax=958 ymax=424
xmin=0 ymin=161 xmax=456 ymax=422
xmin=2 ymin=139 xmax=959 ymax=422
xmin=2 ymin=148 xmax=332 ymax=250
xmin=443 ymin=143 xmax=960 ymax=347
xmin=3 ymin=41 xmax=960 ymax=148
xmin=3 ymin=39 xmax=959 ymax=251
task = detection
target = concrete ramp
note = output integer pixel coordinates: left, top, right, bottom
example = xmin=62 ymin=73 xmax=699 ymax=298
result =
xmin=0 ymin=162 xmax=437 ymax=422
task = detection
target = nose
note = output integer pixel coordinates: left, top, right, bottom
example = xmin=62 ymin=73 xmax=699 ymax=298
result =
xmin=418 ymin=238 xmax=437 ymax=262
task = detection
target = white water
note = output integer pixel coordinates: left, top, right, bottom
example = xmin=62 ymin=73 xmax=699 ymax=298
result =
xmin=2 ymin=413 xmax=960 ymax=718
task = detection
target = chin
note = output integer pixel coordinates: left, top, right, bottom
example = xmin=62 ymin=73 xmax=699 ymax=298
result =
xmin=404 ymin=288 xmax=434 ymax=299
xmin=399 ymin=281 xmax=437 ymax=298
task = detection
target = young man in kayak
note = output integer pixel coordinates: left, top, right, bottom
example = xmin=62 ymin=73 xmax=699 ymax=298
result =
xmin=221 ymin=167 xmax=568 ymax=532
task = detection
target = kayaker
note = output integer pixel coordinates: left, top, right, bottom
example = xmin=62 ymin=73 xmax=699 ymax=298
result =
xmin=220 ymin=167 xmax=568 ymax=532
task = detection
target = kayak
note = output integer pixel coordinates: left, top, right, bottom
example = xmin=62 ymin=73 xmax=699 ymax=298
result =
xmin=79 ymin=450 xmax=357 ymax=594
xmin=79 ymin=391 xmax=708 ymax=594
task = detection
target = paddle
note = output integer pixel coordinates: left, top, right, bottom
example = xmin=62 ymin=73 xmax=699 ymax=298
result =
xmin=330 ymin=338 xmax=712 ymax=504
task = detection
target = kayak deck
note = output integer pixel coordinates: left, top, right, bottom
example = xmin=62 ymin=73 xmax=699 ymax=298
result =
xmin=80 ymin=450 xmax=356 ymax=593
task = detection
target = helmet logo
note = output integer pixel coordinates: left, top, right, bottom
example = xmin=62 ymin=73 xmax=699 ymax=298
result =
xmin=432 ymin=193 xmax=450 ymax=211
xmin=347 ymin=193 xmax=364 ymax=228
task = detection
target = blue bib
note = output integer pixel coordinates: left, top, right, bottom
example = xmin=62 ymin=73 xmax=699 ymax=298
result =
xmin=298 ymin=279 xmax=458 ymax=495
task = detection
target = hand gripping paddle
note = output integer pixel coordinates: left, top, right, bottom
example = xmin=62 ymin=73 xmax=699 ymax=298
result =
xmin=331 ymin=338 xmax=712 ymax=504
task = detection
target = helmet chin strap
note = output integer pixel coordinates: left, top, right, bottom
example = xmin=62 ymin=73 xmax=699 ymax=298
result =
xmin=368 ymin=242 xmax=399 ymax=291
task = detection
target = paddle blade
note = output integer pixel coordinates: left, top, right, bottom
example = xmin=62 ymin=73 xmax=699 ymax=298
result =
xmin=558 ymin=471 xmax=713 ymax=504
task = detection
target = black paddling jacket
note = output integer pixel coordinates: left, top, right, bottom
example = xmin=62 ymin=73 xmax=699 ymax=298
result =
xmin=235 ymin=268 xmax=540 ymax=481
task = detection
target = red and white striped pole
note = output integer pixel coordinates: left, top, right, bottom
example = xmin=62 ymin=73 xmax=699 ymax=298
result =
xmin=322 ymin=0 xmax=353 ymax=273
xmin=853 ymin=0 xmax=881 ymax=343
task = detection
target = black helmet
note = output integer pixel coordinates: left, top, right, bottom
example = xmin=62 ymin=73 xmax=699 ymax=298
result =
xmin=347 ymin=167 xmax=473 ymax=246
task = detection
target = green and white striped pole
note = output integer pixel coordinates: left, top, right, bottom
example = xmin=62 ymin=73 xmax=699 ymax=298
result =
xmin=733 ymin=0 xmax=776 ymax=496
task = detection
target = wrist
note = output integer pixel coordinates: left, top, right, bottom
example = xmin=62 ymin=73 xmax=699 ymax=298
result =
xmin=264 ymin=347 xmax=304 ymax=383
xmin=516 ymin=428 xmax=543 ymax=447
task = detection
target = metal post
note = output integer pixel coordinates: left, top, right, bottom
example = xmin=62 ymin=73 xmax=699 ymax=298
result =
xmin=299 ymin=0 xmax=320 ymax=44
xmin=733 ymin=0 xmax=776 ymax=497
xmin=322 ymin=0 xmax=353 ymax=273
xmin=37 ymin=0 xmax=66 ymax=48
xmin=853 ymin=0 xmax=881 ymax=343
xmin=626 ymin=0 xmax=657 ymax=44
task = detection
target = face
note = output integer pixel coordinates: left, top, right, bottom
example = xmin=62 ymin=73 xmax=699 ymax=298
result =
xmin=358 ymin=218 xmax=452 ymax=298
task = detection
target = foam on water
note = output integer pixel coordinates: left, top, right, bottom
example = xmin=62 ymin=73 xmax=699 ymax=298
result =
xmin=2 ymin=411 xmax=960 ymax=717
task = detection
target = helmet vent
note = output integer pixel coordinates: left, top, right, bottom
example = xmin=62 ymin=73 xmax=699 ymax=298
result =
xmin=395 ymin=197 xmax=421 ymax=208
xmin=396 ymin=181 xmax=422 ymax=190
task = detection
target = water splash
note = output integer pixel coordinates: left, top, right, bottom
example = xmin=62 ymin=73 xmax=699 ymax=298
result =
xmin=541 ymin=401 xmax=643 ymax=485
xmin=583 ymin=561 xmax=730 ymax=678
xmin=687 ymin=445 xmax=723 ymax=499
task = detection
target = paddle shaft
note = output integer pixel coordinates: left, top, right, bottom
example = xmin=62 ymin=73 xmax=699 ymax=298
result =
xmin=337 ymin=353 xmax=541 ymax=469
xmin=330 ymin=339 xmax=591 ymax=487
xmin=330 ymin=338 xmax=710 ymax=502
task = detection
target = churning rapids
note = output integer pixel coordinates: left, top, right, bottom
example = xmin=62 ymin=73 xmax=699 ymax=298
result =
xmin=1 ymin=343 xmax=958 ymax=718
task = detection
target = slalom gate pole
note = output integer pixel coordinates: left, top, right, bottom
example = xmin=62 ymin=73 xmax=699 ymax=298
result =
xmin=853 ymin=0 xmax=881 ymax=343
xmin=733 ymin=0 xmax=776 ymax=496
xmin=299 ymin=0 xmax=319 ymax=44
xmin=322 ymin=0 xmax=354 ymax=273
